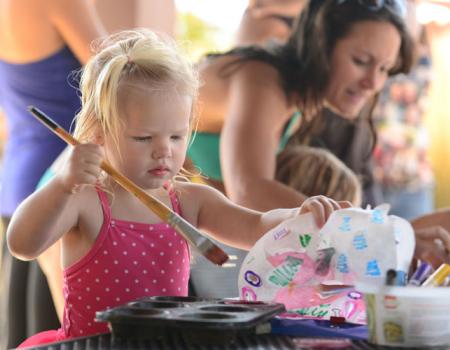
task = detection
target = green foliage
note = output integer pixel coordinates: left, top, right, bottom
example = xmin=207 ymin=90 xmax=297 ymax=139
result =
xmin=176 ymin=12 xmax=229 ymax=61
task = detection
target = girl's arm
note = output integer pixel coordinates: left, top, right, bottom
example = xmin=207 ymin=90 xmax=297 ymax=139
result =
xmin=220 ymin=62 xmax=307 ymax=211
xmin=179 ymin=182 xmax=346 ymax=250
xmin=45 ymin=0 xmax=107 ymax=64
xmin=7 ymin=177 xmax=81 ymax=260
xmin=7 ymin=144 xmax=103 ymax=260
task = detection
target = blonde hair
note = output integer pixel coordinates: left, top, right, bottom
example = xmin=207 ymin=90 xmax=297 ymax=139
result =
xmin=276 ymin=145 xmax=362 ymax=205
xmin=73 ymin=29 xmax=199 ymax=157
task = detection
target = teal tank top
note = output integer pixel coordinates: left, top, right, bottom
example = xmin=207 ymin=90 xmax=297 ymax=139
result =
xmin=188 ymin=112 xmax=301 ymax=181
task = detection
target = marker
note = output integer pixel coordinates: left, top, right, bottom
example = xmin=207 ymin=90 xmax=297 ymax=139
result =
xmin=408 ymin=262 xmax=433 ymax=286
xmin=421 ymin=263 xmax=450 ymax=287
xmin=444 ymin=276 xmax=450 ymax=287
xmin=396 ymin=270 xmax=407 ymax=286
xmin=385 ymin=269 xmax=397 ymax=286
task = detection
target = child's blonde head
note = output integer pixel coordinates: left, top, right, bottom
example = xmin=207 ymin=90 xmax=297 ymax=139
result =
xmin=276 ymin=146 xmax=362 ymax=206
xmin=73 ymin=29 xmax=199 ymax=153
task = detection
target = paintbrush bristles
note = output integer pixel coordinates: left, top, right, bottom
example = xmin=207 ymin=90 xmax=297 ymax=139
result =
xmin=29 ymin=106 xmax=79 ymax=146
xmin=204 ymin=245 xmax=229 ymax=266
xmin=28 ymin=106 xmax=59 ymax=130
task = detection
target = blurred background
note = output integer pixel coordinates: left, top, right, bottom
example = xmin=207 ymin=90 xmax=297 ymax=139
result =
xmin=0 ymin=1 xmax=450 ymax=348
xmin=1 ymin=0 xmax=449 ymax=210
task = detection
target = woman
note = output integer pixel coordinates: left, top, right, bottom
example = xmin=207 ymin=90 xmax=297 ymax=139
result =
xmin=189 ymin=0 xmax=413 ymax=212
xmin=188 ymin=0 xmax=413 ymax=298
xmin=0 ymin=0 xmax=106 ymax=347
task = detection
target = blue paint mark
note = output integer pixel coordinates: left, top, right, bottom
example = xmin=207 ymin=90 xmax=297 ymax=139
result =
xmin=352 ymin=234 xmax=368 ymax=250
xmin=339 ymin=217 xmax=352 ymax=232
xmin=366 ymin=260 xmax=381 ymax=276
xmin=337 ymin=254 xmax=349 ymax=273
xmin=371 ymin=209 xmax=384 ymax=224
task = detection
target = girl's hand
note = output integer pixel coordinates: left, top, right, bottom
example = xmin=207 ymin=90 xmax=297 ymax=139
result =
xmin=299 ymin=195 xmax=351 ymax=228
xmin=413 ymin=225 xmax=450 ymax=269
xmin=56 ymin=143 xmax=103 ymax=194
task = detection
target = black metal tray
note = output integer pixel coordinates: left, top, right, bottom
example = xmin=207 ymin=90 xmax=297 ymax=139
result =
xmin=95 ymin=296 xmax=285 ymax=345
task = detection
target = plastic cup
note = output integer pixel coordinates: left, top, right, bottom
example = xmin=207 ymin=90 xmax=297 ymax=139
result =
xmin=356 ymin=282 xmax=450 ymax=347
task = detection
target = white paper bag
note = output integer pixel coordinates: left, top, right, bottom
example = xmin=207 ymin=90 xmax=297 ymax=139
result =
xmin=238 ymin=205 xmax=415 ymax=323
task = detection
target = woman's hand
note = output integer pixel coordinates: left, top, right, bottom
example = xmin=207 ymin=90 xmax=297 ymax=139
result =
xmin=299 ymin=195 xmax=352 ymax=228
xmin=413 ymin=225 xmax=450 ymax=268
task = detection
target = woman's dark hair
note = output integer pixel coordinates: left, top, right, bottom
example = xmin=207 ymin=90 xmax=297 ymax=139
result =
xmin=281 ymin=0 xmax=414 ymax=115
xmin=209 ymin=0 xmax=414 ymax=151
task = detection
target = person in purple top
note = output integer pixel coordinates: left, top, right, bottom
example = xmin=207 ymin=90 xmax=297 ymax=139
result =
xmin=0 ymin=0 xmax=106 ymax=348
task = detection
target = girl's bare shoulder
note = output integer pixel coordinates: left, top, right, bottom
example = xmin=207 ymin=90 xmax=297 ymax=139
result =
xmin=170 ymin=181 xmax=225 ymax=224
xmin=172 ymin=180 xmax=222 ymax=201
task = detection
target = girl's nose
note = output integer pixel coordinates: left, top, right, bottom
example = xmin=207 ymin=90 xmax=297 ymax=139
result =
xmin=153 ymin=140 xmax=171 ymax=159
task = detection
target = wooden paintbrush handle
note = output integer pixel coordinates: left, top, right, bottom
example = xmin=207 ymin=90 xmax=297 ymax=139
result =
xmin=52 ymin=119 xmax=170 ymax=220
xmin=28 ymin=106 xmax=229 ymax=265
xmin=99 ymin=162 xmax=168 ymax=219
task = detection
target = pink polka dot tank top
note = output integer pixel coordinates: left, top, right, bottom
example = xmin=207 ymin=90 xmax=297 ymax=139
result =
xmin=61 ymin=186 xmax=190 ymax=338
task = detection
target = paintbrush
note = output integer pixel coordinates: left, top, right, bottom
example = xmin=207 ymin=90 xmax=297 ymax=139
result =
xmin=28 ymin=106 xmax=228 ymax=266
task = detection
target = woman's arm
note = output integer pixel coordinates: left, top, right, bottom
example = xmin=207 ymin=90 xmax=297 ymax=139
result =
xmin=45 ymin=0 xmax=107 ymax=64
xmin=412 ymin=207 xmax=450 ymax=233
xmin=250 ymin=0 xmax=305 ymax=19
xmin=235 ymin=8 xmax=292 ymax=46
xmin=220 ymin=62 xmax=306 ymax=211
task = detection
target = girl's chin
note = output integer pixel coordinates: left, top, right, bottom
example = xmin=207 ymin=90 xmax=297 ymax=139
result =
xmin=138 ymin=178 xmax=167 ymax=190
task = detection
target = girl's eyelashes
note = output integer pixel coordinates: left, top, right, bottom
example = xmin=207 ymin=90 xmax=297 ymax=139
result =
xmin=170 ymin=135 xmax=186 ymax=141
xmin=132 ymin=136 xmax=152 ymax=142
xmin=131 ymin=135 xmax=186 ymax=142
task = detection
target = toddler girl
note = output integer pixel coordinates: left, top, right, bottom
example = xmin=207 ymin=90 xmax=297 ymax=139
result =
xmin=7 ymin=29 xmax=346 ymax=346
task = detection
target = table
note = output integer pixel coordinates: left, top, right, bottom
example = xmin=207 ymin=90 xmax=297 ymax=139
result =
xmin=23 ymin=332 xmax=450 ymax=350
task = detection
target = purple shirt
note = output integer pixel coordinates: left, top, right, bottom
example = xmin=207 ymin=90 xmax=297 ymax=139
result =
xmin=0 ymin=46 xmax=81 ymax=216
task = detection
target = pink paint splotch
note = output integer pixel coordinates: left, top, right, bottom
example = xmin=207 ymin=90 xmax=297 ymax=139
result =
xmin=266 ymin=251 xmax=364 ymax=321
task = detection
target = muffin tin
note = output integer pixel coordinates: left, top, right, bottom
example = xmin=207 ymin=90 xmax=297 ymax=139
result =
xmin=96 ymin=296 xmax=285 ymax=345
